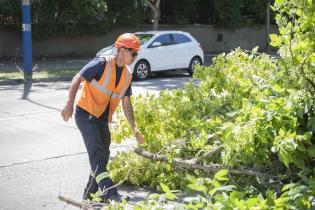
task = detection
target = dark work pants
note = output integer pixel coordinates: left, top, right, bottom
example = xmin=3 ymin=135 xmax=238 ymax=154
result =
xmin=75 ymin=110 xmax=118 ymax=200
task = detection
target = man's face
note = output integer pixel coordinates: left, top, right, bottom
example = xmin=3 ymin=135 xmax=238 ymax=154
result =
xmin=122 ymin=47 xmax=138 ymax=65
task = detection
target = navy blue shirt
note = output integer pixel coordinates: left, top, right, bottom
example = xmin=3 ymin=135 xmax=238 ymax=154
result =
xmin=76 ymin=57 xmax=132 ymax=123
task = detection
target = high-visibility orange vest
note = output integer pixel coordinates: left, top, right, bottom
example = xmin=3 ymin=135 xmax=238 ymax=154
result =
xmin=77 ymin=57 xmax=132 ymax=123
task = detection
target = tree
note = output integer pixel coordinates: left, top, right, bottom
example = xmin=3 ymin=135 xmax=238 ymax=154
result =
xmin=108 ymin=0 xmax=315 ymax=209
xmin=143 ymin=0 xmax=161 ymax=30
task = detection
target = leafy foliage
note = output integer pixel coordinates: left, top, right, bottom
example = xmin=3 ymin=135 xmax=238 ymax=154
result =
xmin=107 ymin=0 xmax=315 ymax=209
xmin=0 ymin=0 xmax=146 ymax=39
xmin=1 ymin=0 xmax=273 ymax=38
xmin=159 ymin=0 xmax=272 ymax=28
xmin=111 ymin=46 xmax=314 ymax=190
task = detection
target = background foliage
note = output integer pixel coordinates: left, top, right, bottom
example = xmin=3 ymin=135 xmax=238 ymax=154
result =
xmin=0 ymin=0 xmax=273 ymax=39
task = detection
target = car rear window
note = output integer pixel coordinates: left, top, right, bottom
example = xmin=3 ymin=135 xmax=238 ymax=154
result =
xmin=135 ymin=33 xmax=154 ymax=45
xmin=173 ymin=33 xmax=192 ymax=44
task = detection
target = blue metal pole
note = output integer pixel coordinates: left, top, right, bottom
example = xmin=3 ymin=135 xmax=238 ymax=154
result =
xmin=22 ymin=0 xmax=32 ymax=73
xmin=22 ymin=0 xmax=32 ymax=98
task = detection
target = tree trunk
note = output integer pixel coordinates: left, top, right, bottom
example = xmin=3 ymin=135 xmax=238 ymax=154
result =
xmin=152 ymin=8 xmax=160 ymax=30
xmin=144 ymin=0 xmax=161 ymax=30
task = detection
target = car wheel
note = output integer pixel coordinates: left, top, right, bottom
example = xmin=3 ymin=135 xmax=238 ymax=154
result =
xmin=134 ymin=60 xmax=151 ymax=80
xmin=188 ymin=56 xmax=202 ymax=76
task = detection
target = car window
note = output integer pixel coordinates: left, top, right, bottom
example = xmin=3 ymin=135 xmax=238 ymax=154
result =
xmin=151 ymin=34 xmax=173 ymax=46
xmin=135 ymin=33 xmax=154 ymax=45
xmin=173 ymin=33 xmax=192 ymax=44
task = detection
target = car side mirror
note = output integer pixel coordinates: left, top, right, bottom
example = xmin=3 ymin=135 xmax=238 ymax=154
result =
xmin=150 ymin=41 xmax=162 ymax=47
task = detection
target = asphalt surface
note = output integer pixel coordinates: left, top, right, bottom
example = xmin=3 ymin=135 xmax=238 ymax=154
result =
xmin=0 ymin=53 xmax=214 ymax=73
xmin=0 ymin=72 xmax=194 ymax=210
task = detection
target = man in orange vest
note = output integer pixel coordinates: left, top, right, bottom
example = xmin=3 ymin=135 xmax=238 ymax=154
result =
xmin=61 ymin=33 xmax=144 ymax=203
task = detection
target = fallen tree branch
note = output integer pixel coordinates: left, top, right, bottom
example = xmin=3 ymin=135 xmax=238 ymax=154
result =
xmin=58 ymin=195 xmax=86 ymax=209
xmin=134 ymin=147 xmax=273 ymax=178
xmin=58 ymin=195 xmax=107 ymax=210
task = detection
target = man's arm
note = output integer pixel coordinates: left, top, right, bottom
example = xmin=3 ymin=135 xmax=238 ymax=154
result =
xmin=122 ymin=96 xmax=144 ymax=144
xmin=61 ymin=73 xmax=85 ymax=121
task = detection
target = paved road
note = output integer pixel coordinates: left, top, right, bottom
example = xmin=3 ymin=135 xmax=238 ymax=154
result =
xmin=0 ymin=54 xmax=214 ymax=72
xmin=0 ymin=73 xmax=193 ymax=210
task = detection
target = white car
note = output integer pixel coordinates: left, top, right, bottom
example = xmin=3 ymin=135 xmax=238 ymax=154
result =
xmin=96 ymin=30 xmax=204 ymax=80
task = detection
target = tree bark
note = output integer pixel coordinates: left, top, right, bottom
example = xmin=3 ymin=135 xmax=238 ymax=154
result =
xmin=134 ymin=147 xmax=273 ymax=178
xmin=58 ymin=195 xmax=107 ymax=210
xmin=144 ymin=0 xmax=161 ymax=30
xmin=58 ymin=196 xmax=86 ymax=209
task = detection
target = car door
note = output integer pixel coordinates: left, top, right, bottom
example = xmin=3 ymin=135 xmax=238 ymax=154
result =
xmin=171 ymin=33 xmax=193 ymax=69
xmin=145 ymin=34 xmax=175 ymax=71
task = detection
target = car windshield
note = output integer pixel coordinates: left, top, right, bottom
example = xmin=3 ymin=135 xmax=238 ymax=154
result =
xmin=134 ymin=33 xmax=154 ymax=45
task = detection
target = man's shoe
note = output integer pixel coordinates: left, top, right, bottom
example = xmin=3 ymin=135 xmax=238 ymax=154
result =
xmin=106 ymin=193 xmax=130 ymax=203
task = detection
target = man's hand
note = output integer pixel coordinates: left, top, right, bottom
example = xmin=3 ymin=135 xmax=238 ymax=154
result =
xmin=61 ymin=73 xmax=83 ymax=122
xmin=61 ymin=103 xmax=73 ymax=122
xmin=133 ymin=127 xmax=144 ymax=144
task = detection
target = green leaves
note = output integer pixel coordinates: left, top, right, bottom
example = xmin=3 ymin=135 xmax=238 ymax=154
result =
xmin=160 ymin=183 xmax=171 ymax=193
xmin=107 ymin=2 xmax=315 ymax=209
xmin=274 ymin=0 xmax=287 ymax=7
xmin=159 ymin=183 xmax=178 ymax=201
xmin=214 ymin=169 xmax=229 ymax=181
xmin=270 ymin=34 xmax=282 ymax=47
xmin=306 ymin=145 xmax=315 ymax=157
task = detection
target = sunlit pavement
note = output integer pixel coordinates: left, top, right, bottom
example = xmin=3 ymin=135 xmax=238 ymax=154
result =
xmin=0 ymin=73 xmax=192 ymax=210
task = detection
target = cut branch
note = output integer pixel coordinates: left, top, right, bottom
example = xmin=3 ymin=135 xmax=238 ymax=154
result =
xmin=58 ymin=195 xmax=107 ymax=210
xmin=58 ymin=195 xmax=86 ymax=209
xmin=101 ymin=169 xmax=130 ymax=196
xmin=134 ymin=147 xmax=273 ymax=178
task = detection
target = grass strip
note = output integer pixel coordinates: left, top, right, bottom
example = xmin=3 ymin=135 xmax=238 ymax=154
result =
xmin=0 ymin=69 xmax=78 ymax=81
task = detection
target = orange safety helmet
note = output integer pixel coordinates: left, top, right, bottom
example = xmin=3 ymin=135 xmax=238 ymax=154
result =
xmin=114 ymin=33 xmax=140 ymax=51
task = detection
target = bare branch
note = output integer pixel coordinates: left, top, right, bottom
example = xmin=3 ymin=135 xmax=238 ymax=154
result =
xmin=101 ymin=169 xmax=131 ymax=197
xmin=58 ymin=195 xmax=87 ymax=209
xmin=59 ymin=195 xmax=108 ymax=209
xmin=143 ymin=0 xmax=155 ymax=10
xmin=155 ymin=0 xmax=161 ymax=8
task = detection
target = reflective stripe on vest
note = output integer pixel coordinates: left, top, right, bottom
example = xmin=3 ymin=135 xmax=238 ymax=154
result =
xmin=111 ymin=71 xmax=131 ymax=99
xmin=76 ymin=57 xmax=132 ymax=119
xmin=91 ymin=79 xmax=113 ymax=95
xmin=103 ymin=59 xmax=112 ymax=86
xmin=89 ymin=59 xmax=131 ymax=99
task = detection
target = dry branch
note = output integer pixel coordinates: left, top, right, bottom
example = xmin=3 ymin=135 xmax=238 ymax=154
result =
xmin=58 ymin=195 xmax=107 ymax=210
xmin=58 ymin=195 xmax=86 ymax=209
xmin=134 ymin=147 xmax=272 ymax=178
